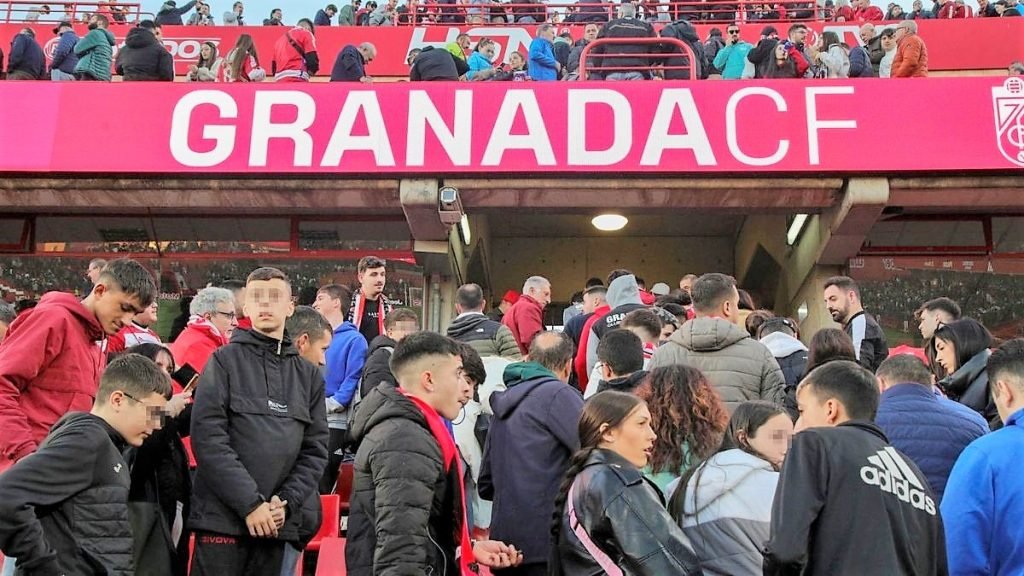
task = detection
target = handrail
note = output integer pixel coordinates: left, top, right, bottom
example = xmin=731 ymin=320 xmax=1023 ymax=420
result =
xmin=396 ymin=0 xmax=829 ymax=25
xmin=2 ymin=0 xmax=151 ymax=24
xmin=578 ymin=36 xmax=697 ymax=80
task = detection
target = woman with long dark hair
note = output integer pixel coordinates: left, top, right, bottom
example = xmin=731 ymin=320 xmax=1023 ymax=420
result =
xmin=186 ymin=41 xmax=222 ymax=81
xmin=671 ymin=401 xmax=794 ymax=575
xmin=552 ymin=391 xmax=701 ymax=575
xmin=935 ymin=318 xmax=999 ymax=428
xmin=636 ymin=365 xmax=729 ymax=493
xmin=805 ymin=328 xmax=857 ymax=375
xmin=221 ymin=33 xmax=266 ymax=82
xmin=126 ymin=343 xmax=193 ymax=576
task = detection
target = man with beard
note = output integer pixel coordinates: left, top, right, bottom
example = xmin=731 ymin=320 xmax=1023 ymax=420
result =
xmin=823 ymin=276 xmax=888 ymax=373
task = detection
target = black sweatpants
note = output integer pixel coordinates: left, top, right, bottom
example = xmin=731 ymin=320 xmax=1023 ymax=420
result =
xmin=319 ymin=428 xmax=347 ymax=494
xmin=191 ymin=532 xmax=286 ymax=576
xmin=495 ymin=563 xmax=549 ymax=576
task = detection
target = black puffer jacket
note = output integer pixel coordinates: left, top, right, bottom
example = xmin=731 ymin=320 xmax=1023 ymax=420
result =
xmin=0 ymin=413 xmax=134 ymax=576
xmin=359 ymin=334 xmax=397 ymax=399
xmin=115 ymin=27 xmax=174 ymax=81
xmin=346 ymin=385 xmax=463 ymax=576
xmin=410 ymin=46 xmax=461 ymax=81
xmin=556 ymin=449 xmax=702 ymax=576
xmin=589 ymin=17 xmax=657 ymax=77
xmin=660 ymin=19 xmax=708 ymax=79
xmin=189 ymin=329 xmax=329 ymax=541
xmin=941 ymin=349 xmax=999 ymax=430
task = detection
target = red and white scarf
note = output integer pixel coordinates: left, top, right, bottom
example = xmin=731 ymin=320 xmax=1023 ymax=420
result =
xmin=348 ymin=290 xmax=390 ymax=335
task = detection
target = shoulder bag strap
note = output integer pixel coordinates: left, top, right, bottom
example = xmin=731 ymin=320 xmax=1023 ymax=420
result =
xmin=567 ymin=478 xmax=624 ymax=576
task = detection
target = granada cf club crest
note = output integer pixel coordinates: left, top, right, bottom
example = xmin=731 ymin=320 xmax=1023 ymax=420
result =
xmin=994 ymin=77 xmax=1024 ymax=168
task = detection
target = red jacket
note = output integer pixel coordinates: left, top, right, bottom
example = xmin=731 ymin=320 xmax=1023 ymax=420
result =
xmin=574 ymin=304 xmax=610 ymax=390
xmin=105 ymin=321 xmax=161 ymax=354
xmin=834 ymin=4 xmax=855 ymax=19
xmin=938 ymin=2 xmax=969 ymax=17
xmin=854 ymin=5 xmax=884 ymax=20
xmin=502 ymin=294 xmax=545 ymax=356
xmin=0 ymin=292 xmax=106 ymax=463
xmin=892 ymin=33 xmax=928 ymax=77
xmin=272 ymin=27 xmax=318 ymax=81
xmin=169 ymin=322 xmax=227 ymax=373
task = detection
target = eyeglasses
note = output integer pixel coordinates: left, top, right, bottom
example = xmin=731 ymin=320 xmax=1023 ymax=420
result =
xmin=213 ymin=310 xmax=237 ymax=320
xmin=122 ymin=391 xmax=169 ymax=424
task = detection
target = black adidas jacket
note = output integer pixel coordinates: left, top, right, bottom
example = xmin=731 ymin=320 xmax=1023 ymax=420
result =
xmin=764 ymin=421 xmax=948 ymax=576
xmin=844 ymin=311 xmax=889 ymax=374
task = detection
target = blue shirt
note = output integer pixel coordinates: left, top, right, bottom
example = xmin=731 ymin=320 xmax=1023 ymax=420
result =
xmin=528 ymin=37 xmax=558 ymax=81
xmin=941 ymin=407 xmax=1024 ymax=575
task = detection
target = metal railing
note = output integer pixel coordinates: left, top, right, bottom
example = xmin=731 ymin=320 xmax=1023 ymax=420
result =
xmin=578 ymin=36 xmax=698 ymax=79
xmin=2 ymin=0 xmax=151 ymax=24
xmin=395 ymin=0 xmax=828 ymax=25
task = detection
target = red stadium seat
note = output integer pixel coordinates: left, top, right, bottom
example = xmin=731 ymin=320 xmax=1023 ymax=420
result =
xmin=308 ymin=494 xmax=341 ymax=552
xmin=334 ymin=462 xmax=355 ymax=515
xmin=314 ymin=538 xmax=346 ymax=576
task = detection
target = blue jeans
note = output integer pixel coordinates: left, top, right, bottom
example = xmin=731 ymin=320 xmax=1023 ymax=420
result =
xmin=279 ymin=544 xmax=301 ymax=576
xmin=2 ymin=555 xmax=16 ymax=576
xmin=605 ymin=72 xmax=646 ymax=81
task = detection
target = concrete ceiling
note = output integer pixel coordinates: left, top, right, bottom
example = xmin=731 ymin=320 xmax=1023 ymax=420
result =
xmin=484 ymin=211 xmax=745 ymax=238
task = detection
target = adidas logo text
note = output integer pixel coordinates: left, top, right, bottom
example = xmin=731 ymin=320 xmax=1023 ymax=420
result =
xmin=859 ymin=447 xmax=937 ymax=516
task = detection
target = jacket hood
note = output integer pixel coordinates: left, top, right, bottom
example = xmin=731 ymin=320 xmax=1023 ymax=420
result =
xmin=502 ymin=361 xmax=557 ymax=387
xmin=367 ymin=334 xmax=398 ymax=354
xmin=760 ymin=332 xmax=808 ymax=358
xmin=681 ymin=449 xmax=773 ymax=516
xmin=492 ymin=368 xmax=563 ymax=419
xmin=671 ymin=316 xmax=749 ymax=352
xmin=31 ymin=291 xmax=105 ymax=340
xmin=554 ymin=36 xmax=571 ymax=46
xmin=334 ymin=321 xmax=360 ymax=337
xmin=348 ymin=383 xmax=426 ymax=444
xmin=941 ymin=349 xmax=990 ymax=397
xmin=446 ymin=312 xmax=493 ymax=339
xmin=599 ymin=370 xmax=648 ymax=394
xmin=125 ymin=27 xmax=159 ymax=48
xmin=606 ymin=274 xmax=643 ymax=308
xmin=231 ymin=326 xmax=298 ymax=356
xmin=668 ymin=19 xmax=700 ymax=42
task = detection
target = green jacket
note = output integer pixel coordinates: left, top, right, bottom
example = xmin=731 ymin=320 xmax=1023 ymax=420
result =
xmin=74 ymin=28 xmax=116 ymax=81
xmin=338 ymin=4 xmax=355 ymax=25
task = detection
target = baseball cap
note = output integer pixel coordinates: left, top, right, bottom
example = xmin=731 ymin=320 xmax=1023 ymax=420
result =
xmin=651 ymin=282 xmax=671 ymax=296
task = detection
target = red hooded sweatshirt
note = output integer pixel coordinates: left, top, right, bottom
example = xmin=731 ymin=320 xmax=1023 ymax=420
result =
xmin=0 ymin=292 xmax=106 ymax=464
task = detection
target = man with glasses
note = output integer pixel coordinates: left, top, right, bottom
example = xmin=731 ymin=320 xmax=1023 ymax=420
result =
xmin=0 ymin=354 xmax=171 ymax=576
xmin=891 ymin=19 xmax=928 ymax=77
xmin=189 ymin=267 xmax=328 ymax=576
xmin=712 ymin=23 xmax=753 ymax=79
xmin=169 ymin=286 xmax=238 ymax=373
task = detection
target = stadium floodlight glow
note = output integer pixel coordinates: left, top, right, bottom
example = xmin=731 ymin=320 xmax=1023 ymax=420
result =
xmin=787 ymin=214 xmax=809 ymax=246
xmin=592 ymin=214 xmax=628 ymax=232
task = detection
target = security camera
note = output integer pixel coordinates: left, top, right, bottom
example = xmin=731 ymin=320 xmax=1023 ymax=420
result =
xmin=438 ymin=185 xmax=464 ymax=225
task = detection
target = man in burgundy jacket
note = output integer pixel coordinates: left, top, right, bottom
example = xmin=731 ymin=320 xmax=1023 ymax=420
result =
xmin=502 ymin=276 xmax=551 ymax=356
xmin=0 ymin=258 xmax=155 ymax=470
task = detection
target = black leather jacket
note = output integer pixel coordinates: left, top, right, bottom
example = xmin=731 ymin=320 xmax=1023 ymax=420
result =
xmin=556 ymin=449 xmax=702 ymax=575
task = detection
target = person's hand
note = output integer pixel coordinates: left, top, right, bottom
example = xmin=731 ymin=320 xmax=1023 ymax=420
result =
xmin=165 ymin=391 xmax=191 ymax=418
xmin=360 ymin=75 xmax=374 ymax=83
xmin=269 ymin=495 xmax=288 ymax=529
xmin=245 ymin=502 xmax=278 ymax=538
xmin=188 ymin=64 xmax=198 ymax=74
xmin=473 ymin=540 xmax=523 ymax=568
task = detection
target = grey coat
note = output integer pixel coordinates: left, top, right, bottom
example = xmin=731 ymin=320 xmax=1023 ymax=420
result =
xmin=649 ymin=317 xmax=785 ymax=411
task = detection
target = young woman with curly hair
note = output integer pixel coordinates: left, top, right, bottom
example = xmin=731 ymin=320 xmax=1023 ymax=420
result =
xmin=635 ymin=365 xmax=730 ymax=493
xmin=550 ymin=391 xmax=701 ymax=576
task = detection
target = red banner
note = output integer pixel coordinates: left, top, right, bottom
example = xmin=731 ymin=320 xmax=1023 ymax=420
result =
xmin=2 ymin=78 xmax=1023 ymax=174
xmin=1 ymin=18 xmax=1020 ymax=77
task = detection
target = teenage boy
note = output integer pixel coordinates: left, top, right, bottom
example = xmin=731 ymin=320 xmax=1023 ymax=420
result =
xmin=286 ymin=305 xmax=333 ymax=369
xmin=0 ymin=258 xmax=156 ymax=468
xmin=189 ymin=268 xmax=329 ymax=576
xmin=348 ymin=256 xmax=392 ymax=343
xmin=0 ymin=354 xmax=171 ymax=575
xmin=346 ymin=332 xmax=523 ymax=575
xmin=764 ymin=360 xmax=946 ymax=575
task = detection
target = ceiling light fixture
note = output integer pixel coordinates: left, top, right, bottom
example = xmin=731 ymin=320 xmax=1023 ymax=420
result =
xmin=592 ymin=214 xmax=628 ymax=232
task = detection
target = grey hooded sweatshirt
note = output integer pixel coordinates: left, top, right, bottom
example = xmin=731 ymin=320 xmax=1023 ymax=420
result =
xmin=650 ymin=316 xmax=785 ymax=411
xmin=585 ymin=274 xmax=646 ymax=376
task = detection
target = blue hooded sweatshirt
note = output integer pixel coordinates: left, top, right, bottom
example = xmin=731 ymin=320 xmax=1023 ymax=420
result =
xmin=941 ymin=407 xmax=1024 ymax=576
xmin=528 ymin=37 xmax=558 ymax=81
xmin=324 ymin=321 xmax=367 ymax=429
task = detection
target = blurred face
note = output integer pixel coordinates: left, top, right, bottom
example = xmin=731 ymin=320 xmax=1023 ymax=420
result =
xmin=934 ymin=337 xmax=957 ymax=374
xmin=530 ymin=283 xmax=552 ymax=307
xmin=153 ymin=350 xmax=175 ymax=376
xmin=745 ymin=413 xmax=794 ymax=468
xmin=359 ymin=266 xmax=386 ymax=299
xmin=427 ymin=354 xmax=470 ymax=420
xmin=584 ymin=24 xmax=599 ymax=40
xmin=244 ymin=279 xmax=294 ymax=338
xmin=509 ymin=51 xmax=525 ymax=70
xmin=387 ymin=320 xmax=419 ymax=342
xmin=205 ymin=299 xmax=238 ymax=338
xmin=599 ymin=404 xmax=657 ymax=469
xmin=135 ymin=301 xmax=159 ymax=327
xmin=823 ymin=285 xmax=852 ymax=324
xmin=93 ymin=284 xmax=146 ymax=336
xmin=298 ymin=329 xmax=332 ymax=367
xmin=112 ymin=390 xmax=168 ymax=447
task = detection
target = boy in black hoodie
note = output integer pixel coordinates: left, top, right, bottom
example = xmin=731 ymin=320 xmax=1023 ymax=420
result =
xmin=189 ymin=267 xmax=328 ymax=576
xmin=0 ymin=354 xmax=172 ymax=576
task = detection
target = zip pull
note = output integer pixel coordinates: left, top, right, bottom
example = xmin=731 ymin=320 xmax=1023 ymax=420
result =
xmin=277 ymin=339 xmax=283 ymax=355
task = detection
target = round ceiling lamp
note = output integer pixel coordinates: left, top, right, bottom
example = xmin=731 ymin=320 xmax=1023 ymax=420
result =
xmin=592 ymin=214 xmax=628 ymax=232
